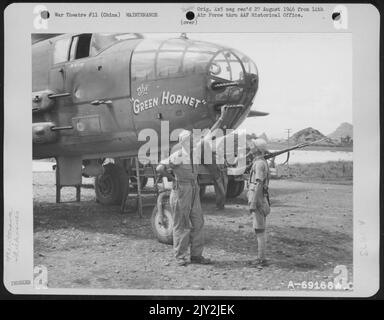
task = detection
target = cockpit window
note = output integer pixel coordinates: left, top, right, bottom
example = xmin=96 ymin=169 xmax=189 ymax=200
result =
xmin=90 ymin=33 xmax=140 ymax=56
xmin=134 ymin=39 xmax=162 ymax=53
xmin=131 ymin=38 xmax=256 ymax=81
xmin=161 ymin=40 xmax=187 ymax=51
xmin=209 ymin=50 xmax=251 ymax=81
xmin=232 ymin=50 xmax=258 ymax=76
xmin=187 ymin=41 xmax=218 ymax=53
xmin=157 ymin=51 xmax=183 ymax=76
xmin=132 ymin=52 xmax=157 ymax=79
xmin=53 ymin=37 xmax=71 ymax=64
xmin=210 ymin=52 xmax=232 ymax=80
xmin=183 ymin=52 xmax=212 ymax=73
xmin=69 ymin=34 xmax=92 ymax=60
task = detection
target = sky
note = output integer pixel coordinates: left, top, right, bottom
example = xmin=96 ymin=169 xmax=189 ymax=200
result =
xmin=148 ymin=33 xmax=352 ymax=139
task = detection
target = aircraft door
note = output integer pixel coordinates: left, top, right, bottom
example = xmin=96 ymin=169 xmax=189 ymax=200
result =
xmin=65 ymin=54 xmax=105 ymax=137
xmin=45 ymin=37 xmax=73 ymax=133
xmin=94 ymin=51 xmax=133 ymax=133
xmin=65 ymin=34 xmax=134 ymax=134
xmin=49 ymin=37 xmax=72 ymax=94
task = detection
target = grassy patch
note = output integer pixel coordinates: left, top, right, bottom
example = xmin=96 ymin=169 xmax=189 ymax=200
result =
xmin=276 ymin=161 xmax=353 ymax=183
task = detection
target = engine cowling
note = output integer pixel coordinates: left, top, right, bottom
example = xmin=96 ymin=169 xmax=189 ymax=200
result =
xmin=32 ymin=122 xmax=58 ymax=144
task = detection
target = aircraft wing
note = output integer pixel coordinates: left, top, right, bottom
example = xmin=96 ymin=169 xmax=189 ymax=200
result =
xmin=247 ymin=110 xmax=269 ymax=117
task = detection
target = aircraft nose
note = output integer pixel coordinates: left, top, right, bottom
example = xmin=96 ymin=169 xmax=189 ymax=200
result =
xmin=130 ymin=37 xmax=258 ymax=131
xmin=206 ymin=49 xmax=259 ymax=130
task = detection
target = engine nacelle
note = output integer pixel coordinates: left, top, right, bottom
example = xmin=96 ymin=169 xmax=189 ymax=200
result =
xmin=32 ymin=122 xmax=58 ymax=144
xmin=32 ymin=90 xmax=55 ymax=113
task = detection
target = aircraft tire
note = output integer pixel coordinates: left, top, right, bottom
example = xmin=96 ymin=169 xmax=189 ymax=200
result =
xmin=233 ymin=180 xmax=245 ymax=197
xmin=95 ymin=163 xmax=127 ymax=205
xmin=151 ymin=198 xmax=173 ymax=245
xmin=226 ymin=178 xmax=245 ymax=198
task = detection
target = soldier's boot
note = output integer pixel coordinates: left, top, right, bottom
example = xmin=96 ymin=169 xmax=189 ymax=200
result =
xmin=190 ymin=256 xmax=212 ymax=265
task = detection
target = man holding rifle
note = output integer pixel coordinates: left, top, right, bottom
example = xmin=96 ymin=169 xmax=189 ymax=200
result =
xmin=247 ymin=137 xmax=326 ymax=267
xmin=247 ymin=138 xmax=271 ymax=268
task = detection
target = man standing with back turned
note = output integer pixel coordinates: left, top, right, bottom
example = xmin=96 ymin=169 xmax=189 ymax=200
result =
xmin=247 ymin=138 xmax=271 ymax=267
xmin=204 ymin=162 xmax=228 ymax=211
xmin=156 ymin=130 xmax=212 ymax=266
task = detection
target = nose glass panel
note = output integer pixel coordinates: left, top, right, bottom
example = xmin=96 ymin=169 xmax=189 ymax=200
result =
xmin=232 ymin=50 xmax=258 ymax=76
xmin=207 ymin=49 xmax=259 ymax=129
xmin=207 ymin=50 xmax=249 ymax=105
xmin=209 ymin=50 xmax=245 ymax=81
xmin=209 ymin=50 xmax=258 ymax=80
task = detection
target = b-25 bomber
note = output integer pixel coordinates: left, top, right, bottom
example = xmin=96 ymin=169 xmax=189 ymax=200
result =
xmin=32 ymin=33 xmax=264 ymax=206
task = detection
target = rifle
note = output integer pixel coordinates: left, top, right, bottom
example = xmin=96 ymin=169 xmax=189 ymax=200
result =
xmin=245 ymin=138 xmax=327 ymax=170
xmin=263 ymin=138 xmax=327 ymax=160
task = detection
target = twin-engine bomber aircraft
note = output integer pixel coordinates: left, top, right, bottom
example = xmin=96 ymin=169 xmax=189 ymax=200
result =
xmin=32 ymin=33 xmax=266 ymax=205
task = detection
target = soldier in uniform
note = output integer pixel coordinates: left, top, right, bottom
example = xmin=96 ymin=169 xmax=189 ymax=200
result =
xmin=156 ymin=130 xmax=211 ymax=266
xmin=247 ymin=138 xmax=271 ymax=267
xmin=203 ymin=135 xmax=228 ymax=210
xmin=204 ymin=162 xmax=228 ymax=210
xmin=216 ymin=163 xmax=228 ymax=210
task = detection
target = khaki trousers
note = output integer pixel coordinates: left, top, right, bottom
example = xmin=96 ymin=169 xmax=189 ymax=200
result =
xmin=170 ymin=181 xmax=204 ymax=260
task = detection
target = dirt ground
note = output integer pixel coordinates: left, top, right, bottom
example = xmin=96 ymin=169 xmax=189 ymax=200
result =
xmin=33 ymin=172 xmax=353 ymax=291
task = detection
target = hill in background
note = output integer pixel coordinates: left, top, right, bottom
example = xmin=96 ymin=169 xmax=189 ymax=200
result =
xmin=258 ymin=132 xmax=269 ymax=142
xmin=246 ymin=122 xmax=353 ymax=150
xmin=328 ymin=122 xmax=353 ymax=144
xmin=291 ymin=127 xmax=332 ymax=145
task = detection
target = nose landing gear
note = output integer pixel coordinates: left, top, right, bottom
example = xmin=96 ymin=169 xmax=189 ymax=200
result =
xmin=226 ymin=177 xmax=245 ymax=198
xmin=151 ymin=191 xmax=173 ymax=245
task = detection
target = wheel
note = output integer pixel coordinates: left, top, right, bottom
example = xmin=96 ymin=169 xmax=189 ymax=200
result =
xmin=199 ymin=185 xmax=206 ymax=200
xmin=226 ymin=178 xmax=245 ymax=198
xmin=151 ymin=197 xmax=173 ymax=245
xmin=226 ymin=177 xmax=236 ymax=198
xmin=94 ymin=163 xmax=128 ymax=205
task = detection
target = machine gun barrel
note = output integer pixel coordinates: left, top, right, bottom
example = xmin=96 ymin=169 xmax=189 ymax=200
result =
xmin=264 ymin=138 xmax=326 ymax=160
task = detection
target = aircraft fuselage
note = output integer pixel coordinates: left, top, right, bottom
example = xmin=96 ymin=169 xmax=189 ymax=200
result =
xmin=32 ymin=33 xmax=259 ymax=161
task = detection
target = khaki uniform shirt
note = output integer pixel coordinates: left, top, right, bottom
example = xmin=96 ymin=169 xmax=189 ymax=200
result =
xmin=248 ymin=157 xmax=270 ymax=216
xmin=249 ymin=158 xmax=269 ymax=186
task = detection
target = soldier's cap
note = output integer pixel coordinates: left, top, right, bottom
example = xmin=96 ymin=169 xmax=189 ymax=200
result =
xmin=251 ymin=138 xmax=268 ymax=152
